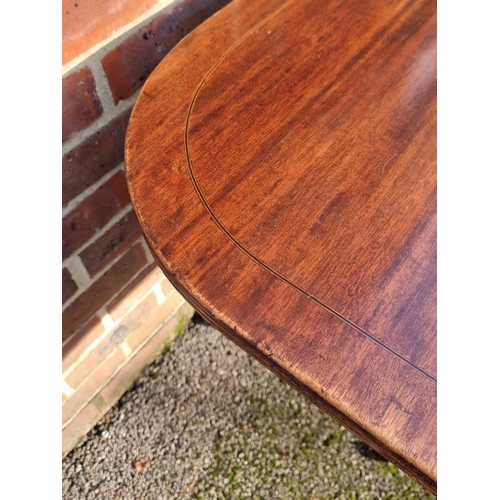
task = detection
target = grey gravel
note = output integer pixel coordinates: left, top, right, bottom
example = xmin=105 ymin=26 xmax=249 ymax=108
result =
xmin=63 ymin=314 xmax=436 ymax=500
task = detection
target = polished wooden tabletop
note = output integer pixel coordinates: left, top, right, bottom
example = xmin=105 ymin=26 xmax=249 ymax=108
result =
xmin=125 ymin=0 xmax=437 ymax=493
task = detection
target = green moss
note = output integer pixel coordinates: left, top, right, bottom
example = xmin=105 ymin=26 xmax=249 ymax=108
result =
xmin=323 ymin=434 xmax=335 ymax=446
xmin=93 ymin=394 xmax=106 ymax=411
xmin=161 ymin=338 xmax=173 ymax=354
xmin=174 ymin=311 xmax=191 ymax=337
xmin=302 ymin=433 xmax=315 ymax=444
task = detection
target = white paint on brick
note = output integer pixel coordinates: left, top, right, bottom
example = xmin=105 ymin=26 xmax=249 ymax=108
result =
xmin=153 ymin=283 xmax=167 ymax=305
xmin=63 ymin=296 xmax=187 ymax=430
xmin=120 ymin=342 xmax=132 ymax=357
xmin=62 ymin=0 xmax=197 ymax=397
xmin=62 ymin=258 xmax=154 ymax=346
xmin=62 ymin=379 xmax=75 ymax=397
xmin=63 ymin=318 xmax=112 ymax=377
xmin=100 ymin=312 xmax=117 ymax=331
xmin=65 ymin=256 xmax=91 ymax=289
xmin=101 ymin=269 xmax=165 ymax=326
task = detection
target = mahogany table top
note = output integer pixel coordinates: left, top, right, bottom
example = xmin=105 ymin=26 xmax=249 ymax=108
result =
xmin=125 ymin=0 xmax=437 ymax=492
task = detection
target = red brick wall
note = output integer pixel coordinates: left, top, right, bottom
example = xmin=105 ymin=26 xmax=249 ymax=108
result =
xmin=63 ymin=0 xmax=159 ymax=65
xmin=62 ymin=0 xmax=231 ymax=343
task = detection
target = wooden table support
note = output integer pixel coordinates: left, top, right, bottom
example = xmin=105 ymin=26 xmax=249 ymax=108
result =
xmin=125 ymin=0 xmax=437 ymax=493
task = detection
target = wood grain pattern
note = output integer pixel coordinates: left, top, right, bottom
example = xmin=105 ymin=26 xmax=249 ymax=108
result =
xmin=125 ymin=0 xmax=436 ymax=493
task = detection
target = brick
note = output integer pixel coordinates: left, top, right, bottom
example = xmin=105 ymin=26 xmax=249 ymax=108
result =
xmin=65 ymin=289 xmax=158 ymax=401
xmin=63 ymin=267 xmax=78 ymax=304
xmin=62 ymin=67 xmax=103 ymax=142
xmin=102 ymin=0 xmax=232 ymax=103
xmin=62 ymin=328 xmax=153 ymax=458
xmin=62 ymin=301 xmax=193 ymax=458
xmin=126 ymin=289 xmax=186 ymax=351
xmin=105 ymin=263 xmax=160 ymax=320
xmin=79 ymin=211 xmax=142 ymax=277
xmin=99 ymin=302 xmax=192 ymax=400
xmin=66 ymin=325 xmax=129 ymax=397
xmin=62 ymin=109 xmax=132 ymax=206
xmin=65 ymin=292 xmax=156 ymax=389
xmin=62 ymin=243 xmax=148 ymax=339
xmin=62 ymin=170 xmax=131 ymax=259
xmin=67 ymin=289 xmax=182 ymax=390
xmin=62 ymin=394 xmax=105 ymax=458
xmin=62 ymin=348 xmax=126 ymax=427
xmin=118 ymin=291 xmax=159 ymax=338
xmin=66 ymin=291 xmax=183 ymax=389
xmin=63 ymin=0 xmax=157 ymax=65
xmin=63 ymin=315 xmax=105 ymax=373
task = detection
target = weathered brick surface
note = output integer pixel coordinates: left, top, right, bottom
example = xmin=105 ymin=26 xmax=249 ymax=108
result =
xmin=126 ymin=290 xmax=185 ymax=350
xmin=102 ymin=0 xmax=231 ymax=103
xmin=62 ymin=393 xmax=106 ymax=458
xmin=115 ymin=291 xmax=159 ymax=341
xmin=62 ymin=300 xmax=192 ymax=458
xmin=79 ymin=211 xmax=142 ymax=277
xmin=63 ymin=348 xmax=126 ymax=427
xmin=63 ymin=0 xmax=157 ymax=65
xmin=105 ymin=263 xmax=160 ymax=320
xmin=62 ymin=170 xmax=131 ymax=259
xmin=65 ymin=320 xmax=132 ymax=389
xmin=62 ymin=67 xmax=103 ymax=142
xmin=62 ymin=243 xmax=148 ymax=339
xmin=62 ymin=109 xmax=132 ymax=206
xmin=63 ymin=316 xmax=105 ymax=373
xmin=62 ymin=305 xmax=175 ymax=457
xmin=66 ymin=290 xmax=158 ymax=388
xmin=63 ymin=268 xmax=78 ymax=304
xmin=99 ymin=302 xmax=190 ymax=400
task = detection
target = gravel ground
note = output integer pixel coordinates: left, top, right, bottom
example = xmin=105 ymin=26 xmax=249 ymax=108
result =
xmin=63 ymin=314 xmax=436 ymax=500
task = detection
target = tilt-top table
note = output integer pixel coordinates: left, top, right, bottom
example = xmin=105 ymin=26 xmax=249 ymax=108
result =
xmin=124 ymin=0 xmax=437 ymax=493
